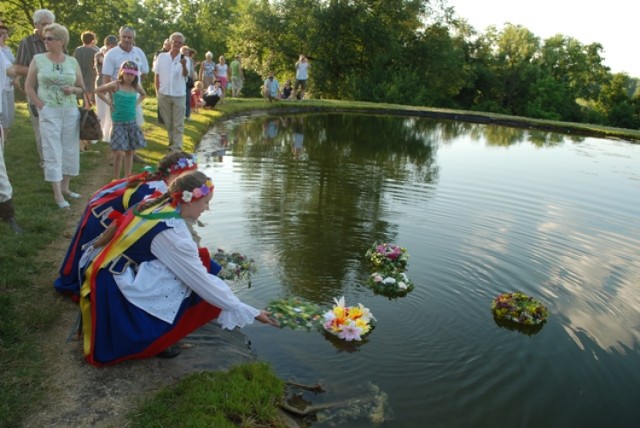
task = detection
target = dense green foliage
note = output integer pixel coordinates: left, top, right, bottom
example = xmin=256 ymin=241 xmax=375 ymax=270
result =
xmin=1 ymin=0 xmax=639 ymax=127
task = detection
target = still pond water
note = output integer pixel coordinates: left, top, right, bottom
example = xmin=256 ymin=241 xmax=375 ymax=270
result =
xmin=194 ymin=113 xmax=640 ymax=428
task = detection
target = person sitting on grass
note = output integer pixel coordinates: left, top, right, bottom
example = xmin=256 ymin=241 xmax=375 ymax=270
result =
xmin=203 ymin=79 xmax=223 ymax=109
xmin=263 ymin=71 xmax=280 ymax=103
xmin=79 ymin=170 xmax=278 ymax=366
xmin=281 ymin=79 xmax=293 ymax=100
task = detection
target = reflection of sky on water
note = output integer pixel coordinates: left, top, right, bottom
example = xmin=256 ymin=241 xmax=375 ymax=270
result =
xmin=537 ymin=202 xmax=640 ymax=353
xmin=437 ymin=134 xmax=640 ymax=355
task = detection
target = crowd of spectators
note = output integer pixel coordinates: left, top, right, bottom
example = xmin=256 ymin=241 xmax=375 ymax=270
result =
xmin=0 ymin=9 xmax=313 ymax=218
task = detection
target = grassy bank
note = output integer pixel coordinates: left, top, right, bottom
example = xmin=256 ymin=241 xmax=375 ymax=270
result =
xmin=1 ymin=97 xmax=638 ymax=427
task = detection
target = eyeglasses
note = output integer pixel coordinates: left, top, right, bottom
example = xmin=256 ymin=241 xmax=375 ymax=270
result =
xmin=44 ymin=36 xmax=58 ymax=42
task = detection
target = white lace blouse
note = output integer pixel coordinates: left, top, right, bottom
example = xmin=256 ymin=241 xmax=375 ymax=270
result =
xmin=113 ymin=218 xmax=260 ymax=329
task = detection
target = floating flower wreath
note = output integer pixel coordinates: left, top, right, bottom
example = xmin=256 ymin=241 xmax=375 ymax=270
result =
xmin=266 ymin=297 xmax=324 ymax=331
xmin=366 ymin=271 xmax=415 ymax=297
xmin=491 ymin=292 xmax=548 ymax=326
xmin=213 ymin=248 xmax=257 ymax=282
xmin=323 ymin=296 xmax=375 ymax=341
xmin=365 ymin=242 xmax=409 ymax=274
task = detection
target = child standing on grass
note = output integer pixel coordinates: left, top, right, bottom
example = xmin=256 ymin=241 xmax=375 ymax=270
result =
xmin=95 ymin=61 xmax=146 ymax=179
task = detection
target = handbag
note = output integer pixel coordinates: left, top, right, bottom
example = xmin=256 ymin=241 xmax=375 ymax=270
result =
xmin=78 ymin=94 xmax=103 ymax=141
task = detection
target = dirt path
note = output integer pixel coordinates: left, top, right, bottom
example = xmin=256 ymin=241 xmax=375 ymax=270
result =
xmin=24 ymin=150 xmax=256 ymax=427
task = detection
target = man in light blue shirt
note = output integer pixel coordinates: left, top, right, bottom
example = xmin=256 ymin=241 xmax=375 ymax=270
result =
xmin=263 ymin=71 xmax=280 ymax=103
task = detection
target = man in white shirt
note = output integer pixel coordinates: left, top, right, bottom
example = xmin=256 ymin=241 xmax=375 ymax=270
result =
xmin=153 ymin=32 xmax=188 ymax=152
xmin=0 ymin=55 xmax=23 ymax=234
xmin=101 ymin=26 xmax=149 ymax=139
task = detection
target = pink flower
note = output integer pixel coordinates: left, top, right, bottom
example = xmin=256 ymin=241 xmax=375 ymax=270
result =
xmin=338 ymin=323 xmax=363 ymax=341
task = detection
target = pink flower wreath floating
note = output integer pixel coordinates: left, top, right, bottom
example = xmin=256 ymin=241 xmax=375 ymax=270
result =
xmin=365 ymin=242 xmax=409 ymax=274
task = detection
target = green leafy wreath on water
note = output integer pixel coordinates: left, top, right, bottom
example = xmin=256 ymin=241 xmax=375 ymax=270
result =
xmin=266 ymin=297 xmax=324 ymax=331
xmin=491 ymin=292 xmax=549 ymax=326
xmin=213 ymin=248 xmax=257 ymax=282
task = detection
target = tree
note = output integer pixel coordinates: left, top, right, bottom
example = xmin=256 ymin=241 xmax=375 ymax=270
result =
xmin=597 ymin=73 xmax=640 ymax=128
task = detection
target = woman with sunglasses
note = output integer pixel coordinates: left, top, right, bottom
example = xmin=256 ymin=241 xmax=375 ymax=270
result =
xmin=24 ymin=23 xmax=85 ymax=209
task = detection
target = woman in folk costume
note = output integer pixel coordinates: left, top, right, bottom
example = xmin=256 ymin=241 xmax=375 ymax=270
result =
xmin=79 ymin=171 xmax=277 ymax=366
xmin=55 ymin=151 xmax=199 ymax=299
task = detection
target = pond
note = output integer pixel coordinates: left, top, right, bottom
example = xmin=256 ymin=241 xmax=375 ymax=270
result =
xmin=194 ymin=113 xmax=640 ymax=427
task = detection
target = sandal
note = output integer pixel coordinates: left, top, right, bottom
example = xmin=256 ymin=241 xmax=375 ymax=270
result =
xmin=156 ymin=344 xmax=182 ymax=359
xmin=57 ymin=200 xmax=70 ymax=209
xmin=65 ymin=191 xmax=82 ymax=199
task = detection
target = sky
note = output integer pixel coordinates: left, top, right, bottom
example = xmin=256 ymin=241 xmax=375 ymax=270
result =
xmin=447 ymin=0 xmax=640 ymax=77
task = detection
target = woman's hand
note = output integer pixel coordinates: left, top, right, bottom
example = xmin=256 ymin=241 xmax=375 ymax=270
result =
xmin=62 ymin=85 xmax=78 ymax=96
xmin=255 ymin=310 xmax=279 ymax=327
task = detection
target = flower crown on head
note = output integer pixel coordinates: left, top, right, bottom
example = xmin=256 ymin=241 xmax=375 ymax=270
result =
xmin=172 ymin=178 xmax=214 ymax=205
xmin=166 ymin=157 xmax=198 ymax=176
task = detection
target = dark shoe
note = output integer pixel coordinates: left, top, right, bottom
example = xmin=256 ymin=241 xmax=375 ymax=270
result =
xmin=5 ymin=217 xmax=24 ymax=234
xmin=156 ymin=344 xmax=182 ymax=358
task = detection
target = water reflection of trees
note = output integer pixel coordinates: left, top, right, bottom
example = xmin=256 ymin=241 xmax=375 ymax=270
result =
xmin=432 ymin=119 xmax=581 ymax=148
xmin=228 ymin=114 xmax=441 ymax=301
xmin=203 ymin=113 xmax=587 ymax=302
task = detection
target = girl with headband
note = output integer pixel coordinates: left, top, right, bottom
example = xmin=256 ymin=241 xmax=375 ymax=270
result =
xmin=79 ymin=170 xmax=278 ymax=365
xmin=95 ymin=60 xmax=147 ymax=179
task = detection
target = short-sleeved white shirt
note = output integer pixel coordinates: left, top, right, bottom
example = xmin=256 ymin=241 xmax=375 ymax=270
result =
xmin=153 ymin=52 xmax=187 ymax=97
xmin=102 ymin=45 xmax=149 ymax=81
